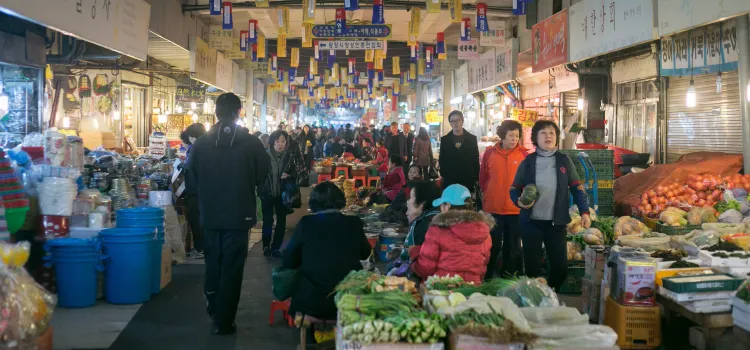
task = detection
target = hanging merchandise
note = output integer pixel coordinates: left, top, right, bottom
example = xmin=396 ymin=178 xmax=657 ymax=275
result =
xmin=425 ymin=46 xmax=434 ymax=69
xmin=335 ymin=8 xmax=347 ymax=36
xmin=375 ymin=57 xmax=383 ymax=70
xmin=409 ymin=63 xmax=417 ymax=81
xmin=345 ymin=0 xmax=359 ymax=11
xmin=314 ymin=41 xmax=321 ymax=61
xmin=291 ymin=48 xmax=300 ymax=67
xmin=303 ymin=0 xmax=316 ymax=24
xmin=240 ymin=31 xmax=248 ymax=51
xmin=271 ymin=54 xmax=278 ymax=71
xmin=257 ymin=34 xmax=266 ymax=59
xmin=365 ymin=50 xmax=374 ymax=62
xmin=348 ymin=58 xmax=356 ymax=74
xmin=302 ymin=23 xmax=313 ymax=47
xmin=449 ymin=0 xmax=463 ymax=23
xmin=426 ymin=0 xmax=441 ymax=13
xmin=393 ymin=57 xmax=400 ymax=75
xmin=210 ymin=0 xmax=221 ymax=15
xmin=372 ymin=0 xmax=385 ymax=24
xmin=461 ymin=18 xmax=472 ymax=40
xmin=410 ymin=8 xmax=421 ymax=36
xmin=328 ymin=48 xmax=336 ymax=69
xmin=277 ymin=34 xmax=287 ymax=57
xmin=256 ymin=0 xmax=269 ymax=7
xmin=476 ymin=3 xmax=489 ymax=33
xmin=436 ymin=32 xmax=446 ymax=59
xmin=93 ymin=74 xmax=109 ymax=95
xmin=222 ymin=2 xmax=233 ymax=30
xmin=248 ymin=20 xmax=258 ymax=43
xmin=78 ymin=75 xmax=91 ymax=98
xmin=277 ymin=7 xmax=290 ymax=35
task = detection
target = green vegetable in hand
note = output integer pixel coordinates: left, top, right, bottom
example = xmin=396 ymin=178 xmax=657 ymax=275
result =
xmin=519 ymin=185 xmax=538 ymax=206
xmin=591 ymin=216 xmax=617 ymax=245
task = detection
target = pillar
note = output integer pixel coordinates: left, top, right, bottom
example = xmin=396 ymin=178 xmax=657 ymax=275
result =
xmin=415 ymin=82 xmax=423 ymax=132
xmin=442 ymin=71 xmax=453 ymax=137
xmin=738 ymin=15 xmax=750 ymax=171
xmin=260 ymin=84 xmax=268 ymax=133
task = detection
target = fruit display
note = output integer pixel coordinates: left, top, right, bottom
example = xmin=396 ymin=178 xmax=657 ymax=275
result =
xmin=343 ymin=179 xmax=356 ymax=207
xmin=637 ymin=174 xmax=729 ymax=218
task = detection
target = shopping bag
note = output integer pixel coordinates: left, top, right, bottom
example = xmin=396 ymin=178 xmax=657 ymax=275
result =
xmin=282 ymin=182 xmax=302 ymax=211
xmin=272 ymin=266 xmax=301 ymax=301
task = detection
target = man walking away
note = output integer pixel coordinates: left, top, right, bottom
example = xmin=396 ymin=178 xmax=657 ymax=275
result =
xmin=439 ymin=111 xmax=480 ymax=192
xmin=188 ymin=93 xmax=270 ymax=335
xmin=403 ymin=123 xmax=415 ymax=168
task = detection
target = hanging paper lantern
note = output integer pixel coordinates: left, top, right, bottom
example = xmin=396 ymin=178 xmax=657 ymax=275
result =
xmin=372 ymin=0 xmax=385 ymax=24
xmin=240 ymin=31 xmax=249 ymax=52
xmin=222 ymin=2 xmax=233 ymax=30
xmin=210 ymin=0 xmax=221 ymax=16
xmin=476 ymin=3 xmax=489 ymax=33
xmin=328 ymin=48 xmax=336 ymax=69
xmin=308 ymin=70 xmax=315 ymax=81
xmin=319 ymin=73 xmax=325 ymax=86
xmin=348 ymin=58 xmax=356 ymax=74
xmin=335 ymin=8 xmax=347 ymax=36
xmin=392 ymin=57 xmax=400 ymax=75
xmin=367 ymin=79 xmax=373 ymax=94
xmin=425 ymin=46 xmax=434 ymax=69
xmin=461 ymin=18 xmax=471 ymax=40
xmin=436 ymin=32 xmax=446 ymax=57
xmin=314 ymin=41 xmax=321 ymax=61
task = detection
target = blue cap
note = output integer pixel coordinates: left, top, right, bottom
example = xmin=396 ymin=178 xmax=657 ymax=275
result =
xmin=433 ymin=184 xmax=471 ymax=207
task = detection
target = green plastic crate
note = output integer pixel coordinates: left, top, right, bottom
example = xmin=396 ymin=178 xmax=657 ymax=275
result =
xmin=597 ymin=204 xmax=615 ymax=216
xmin=655 ymin=222 xmax=701 ymax=235
xmin=559 ymin=262 xmax=585 ymax=295
xmin=662 ymin=273 xmax=744 ymax=293
xmin=559 ymin=149 xmax=614 ymax=160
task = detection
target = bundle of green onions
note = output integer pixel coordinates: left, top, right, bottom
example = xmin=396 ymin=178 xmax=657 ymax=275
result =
xmin=336 ymin=290 xmax=418 ymax=318
xmin=332 ymin=270 xmax=381 ymax=303
xmin=384 ymin=312 xmax=446 ymax=344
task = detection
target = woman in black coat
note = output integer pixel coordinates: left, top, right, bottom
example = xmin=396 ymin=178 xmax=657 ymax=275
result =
xmin=299 ymin=124 xmax=316 ymax=171
xmin=282 ymin=182 xmax=372 ymax=320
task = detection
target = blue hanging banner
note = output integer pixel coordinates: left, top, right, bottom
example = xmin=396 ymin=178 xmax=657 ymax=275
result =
xmin=353 ymin=72 xmax=359 ymax=85
xmin=476 ymin=3 xmax=489 ymax=33
xmin=410 ymin=44 xmax=418 ymax=63
xmin=367 ymin=79 xmax=373 ymax=94
xmin=319 ymin=73 xmax=325 ymax=86
xmin=248 ymin=20 xmax=258 ymax=44
xmin=400 ymin=72 xmax=405 ymax=85
xmin=372 ymin=0 xmax=385 ymax=24
xmin=309 ymin=85 xmax=315 ymax=97
xmin=302 ymin=77 xmax=308 ymax=88
xmin=289 ymin=68 xmax=297 ymax=78
xmin=251 ymin=44 xmax=257 ymax=61
xmin=210 ymin=0 xmax=221 ymax=15
xmin=367 ymin=63 xmax=374 ymax=80
xmin=512 ymin=0 xmax=527 ymax=16
xmin=425 ymin=47 xmax=434 ymax=69
xmin=240 ymin=31 xmax=248 ymax=52
xmin=278 ymin=69 xmax=284 ymax=82
xmin=344 ymin=0 xmax=359 ymax=11
xmin=328 ymin=49 xmax=336 ymax=69
xmin=460 ymin=18 xmax=471 ymax=41
xmin=378 ymin=71 xmax=384 ymax=85
xmin=335 ymin=8 xmax=347 ymax=37
xmin=308 ymin=71 xmax=315 ymax=80
xmin=222 ymin=2 xmax=233 ymax=30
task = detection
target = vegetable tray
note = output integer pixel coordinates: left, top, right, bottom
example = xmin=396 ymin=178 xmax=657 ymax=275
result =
xmin=698 ymin=250 xmax=750 ymax=267
xmin=662 ymin=273 xmax=744 ymax=293
xmin=655 ymin=222 xmax=701 ymax=236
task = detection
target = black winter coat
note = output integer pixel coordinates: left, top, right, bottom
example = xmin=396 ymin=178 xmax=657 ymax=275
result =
xmin=257 ymin=148 xmax=306 ymax=200
xmin=282 ymin=212 xmax=372 ymax=319
xmin=439 ymin=131 xmax=480 ymax=190
xmin=188 ymin=122 xmax=270 ymax=230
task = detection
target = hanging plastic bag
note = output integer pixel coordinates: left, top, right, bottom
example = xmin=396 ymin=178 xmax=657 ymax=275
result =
xmin=272 ymin=266 xmax=301 ymax=301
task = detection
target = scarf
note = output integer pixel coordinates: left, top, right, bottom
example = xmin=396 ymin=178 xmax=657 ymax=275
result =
xmin=268 ymin=148 xmax=287 ymax=197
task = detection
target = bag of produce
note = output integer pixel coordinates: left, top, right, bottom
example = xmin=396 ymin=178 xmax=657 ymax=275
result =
xmin=718 ymin=209 xmax=743 ymax=223
xmin=271 ymin=266 xmax=301 ymax=301
xmin=567 ymin=216 xmax=583 ymax=234
xmin=566 ymin=241 xmax=584 ymax=261
xmin=581 ymin=228 xmax=603 ymax=245
xmin=520 ymin=307 xmax=590 ymax=328
xmin=618 ymin=233 xmax=671 ymax=251
xmin=614 ymin=216 xmax=650 ymax=237
xmin=701 ymin=223 xmax=748 ymax=235
xmin=660 ymin=209 xmax=688 ymax=226
xmin=519 ymin=184 xmax=538 ymax=206
xmin=531 ymin=325 xmax=618 ymax=348
xmin=449 ymin=294 xmax=532 ymax=332
xmin=569 ymin=205 xmax=597 ymax=221
xmin=497 ymin=277 xmax=560 ymax=308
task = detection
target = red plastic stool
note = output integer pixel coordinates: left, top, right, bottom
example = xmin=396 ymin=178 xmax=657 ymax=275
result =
xmin=317 ymin=174 xmax=332 ymax=183
xmin=269 ymin=299 xmax=294 ymax=327
xmin=334 ymin=166 xmax=349 ymax=179
xmin=352 ymin=175 xmax=367 ymax=188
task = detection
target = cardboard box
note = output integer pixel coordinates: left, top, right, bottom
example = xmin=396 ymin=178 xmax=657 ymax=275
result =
xmin=79 ymin=131 xmax=116 ymax=149
xmin=584 ymin=246 xmax=606 ymax=283
xmin=581 ymin=277 xmax=601 ymax=323
xmin=160 ymin=245 xmax=172 ymax=289
xmin=598 ymin=283 xmax=610 ymax=325
xmin=447 ymin=333 xmax=523 ymax=350
xmin=613 ymin=257 xmax=657 ymax=306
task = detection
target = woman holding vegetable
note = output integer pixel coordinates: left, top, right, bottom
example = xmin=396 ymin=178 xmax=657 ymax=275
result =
xmin=409 ymin=184 xmax=493 ymax=284
xmin=479 ymin=119 xmax=528 ymax=279
xmin=282 ymin=182 xmax=373 ymax=323
xmin=510 ymin=120 xmax=591 ymax=291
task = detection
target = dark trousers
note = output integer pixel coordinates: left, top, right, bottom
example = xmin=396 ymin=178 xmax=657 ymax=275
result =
xmin=261 ymin=196 xmax=288 ymax=251
xmin=521 ymin=220 xmax=568 ymax=291
xmin=486 ymin=214 xmax=524 ymax=280
xmin=185 ymin=196 xmax=204 ymax=252
xmin=204 ymin=230 xmax=249 ymax=327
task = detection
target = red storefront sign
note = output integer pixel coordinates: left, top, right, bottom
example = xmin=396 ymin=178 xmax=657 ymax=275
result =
xmin=531 ymin=9 xmax=569 ymax=72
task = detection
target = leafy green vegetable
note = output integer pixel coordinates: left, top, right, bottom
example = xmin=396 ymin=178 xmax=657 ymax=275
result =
xmin=714 ymin=200 xmax=741 ymax=214
xmin=591 ymin=216 xmax=617 ymax=245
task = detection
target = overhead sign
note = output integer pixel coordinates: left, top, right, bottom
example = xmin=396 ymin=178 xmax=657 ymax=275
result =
xmin=0 ymin=0 xmax=151 ymax=61
xmin=457 ymin=39 xmax=479 ymax=60
xmin=208 ymin=25 xmax=233 ymax=51
xmin=425 ymin=110 xmax=441 ymax=123
xmin=311 ymin=24 xmax=392 ymax=39
xmin=176 ymin=86 xmax=206 ymax=103
xmin=468 ymin=50 xmax=496 ymax=93
xmin=569 ymin=0 xmax=655 ymax=63
xmin=452 ymin=63 xmax=469 ymax=99
xmin=215 ymin=52 xmax=233 ymax=92
xmin=660 ymin=19 xmax=738 ymax=76
xmin=190 ymin=36 xmax=217 ymax=86
xmin=658 ymin=0 xmax=750 ymax=37
xmin=224 ymin=38 xmax=247 ymax=60
xmin=480 ymin=20 xmax=506 ymax=47
xmin=319 ymin=40 xmax=384 ymax=50
xmin=495 ymin=39 xmax=519 ymax=85
xmin=511 ymin=108 xmax=539 ymax=127
xmin=532 ymin=8 xmax=568 ymax=72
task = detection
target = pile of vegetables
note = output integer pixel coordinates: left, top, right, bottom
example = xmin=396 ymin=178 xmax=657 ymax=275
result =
xmin=443 ymin=308 xmax=538 ymax=344
xmin=333 ymin=270 xmax=381 ymax=303
xmin=637 ymin=174 xmax=726 ymax=218
xmin=590 ymin=216 xmax=617 ymax=245
xmin=341 ymin=313 xmax=447 ymax=344
xmin=669 ymin=260 xmax=700 ymax=268
xmin=705 ymin=240 xmax=743 ymax=252
xmin=614 ymin=216 xmax=651 ymax=236
xmin=424 ymin=275 xmax=472 ymax=291
xmin=687 ymin=206 xmax=718 ymax=225
xmin=650 ymin=249 xmax=687 ymax=261
xmin=714 ymin=200 xmax=741 ymax=214
xmin=336 ymin=290 xmax=419 ymax=320
xmin=660 ymin=207 xmax=689 ymax=226
xmin=429 ymin=293 xmax=467 ymax=314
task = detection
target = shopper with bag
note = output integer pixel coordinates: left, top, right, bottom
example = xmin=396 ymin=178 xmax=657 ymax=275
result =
xmin=412 ymin=127 xmax=434 ymax=179
xmin=179 ymin=123 xmax=206 ymax=260
xmin=258 ymin=130 xmax=306 ymax=258
xmin=187 ymin=93 xmax=269 ymax=335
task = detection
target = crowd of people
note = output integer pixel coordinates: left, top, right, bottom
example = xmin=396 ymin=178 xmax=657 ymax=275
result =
xmin=176 ymin=93 xmax=592 ymax=337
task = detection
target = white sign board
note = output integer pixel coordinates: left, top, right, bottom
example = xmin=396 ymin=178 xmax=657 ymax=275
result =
xmin=495 ymin=39 xmax=519 ymax=85
xmin=0 ymin=0 xmax=151 ymax=60
xmin=452 ymin=63 xmax=469 ymax=99
xmin=233 ymin=64 xmax=247 ymax=96
xmin=569 ymin=0 xmax=655 ymax=63
xmin=208 ymin=25 xmax=233 ymax=51
xmin=457 ymin=39 xmax=479 ymax=60
xmin=658 ymin=0 xmax=750 ymax=37
xmin=190 ymin=36 xmax=217 ymax=86
xmin=480 ymin=21 xmax=506 ymax=47
xmin=318 ymin=41 xmax=384 ymax=50
xmin=611 ymin=55 xmax=657 ymax=83
xmin=215 ymin=52 xmax=233 ymax=92
xmin=468 ymin=50 xmax=496 ymax=93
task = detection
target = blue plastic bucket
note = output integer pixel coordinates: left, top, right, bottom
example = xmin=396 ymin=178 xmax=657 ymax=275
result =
xmin=116 ymin=207 xmax=164 ymax=219
xmin=116 ymin=218 xmax=164 ymax=228
xmin=100 ymin=228 xmax=154 ymax=304
xmin=150 ymin=238 xmax=164 ymax=295
xmin=377 ymin=234 xmax=407 ymax=262
xmin=53 ymin=254 xmax=98 ymax=308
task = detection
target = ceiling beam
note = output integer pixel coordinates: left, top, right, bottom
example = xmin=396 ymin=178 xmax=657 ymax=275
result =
xmin=183 ymin=1 xmax=513 ymax=15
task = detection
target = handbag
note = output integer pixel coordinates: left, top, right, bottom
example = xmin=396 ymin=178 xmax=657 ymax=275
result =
xmin=271 ymin=266 xmax=301 ymax=301
xmin=281 ymin=181 xmax=302 ymax=212
xmin=427 ymin=159 xmax=439 ymax=179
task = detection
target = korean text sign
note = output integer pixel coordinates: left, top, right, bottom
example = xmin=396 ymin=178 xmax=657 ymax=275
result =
xmin=532 ymin=9 xmax=569 ymax=72
xmin=660 ymin=19 xmax=738 ymax=76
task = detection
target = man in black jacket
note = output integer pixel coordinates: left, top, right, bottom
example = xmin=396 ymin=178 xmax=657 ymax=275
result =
xmin=188 ymin=93 xmax=270 ymax=335
xmin=402 ymin=123 xmax=415 ymax=168
xmin=439 ymin=110 xmax=479 ymax=192
xmin=385 ymin=122 xmax=407 ymax=161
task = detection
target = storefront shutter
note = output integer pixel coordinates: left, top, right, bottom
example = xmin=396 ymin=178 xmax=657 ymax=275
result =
xmin=666 ymin=72 xmax=742 ymax=163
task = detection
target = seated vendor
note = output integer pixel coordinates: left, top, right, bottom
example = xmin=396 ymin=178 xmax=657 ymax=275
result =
xmin=383 ymin=155 xmax=406 ymax=202
xmin=407 ymin=164 xmax=423 ymax=183
xmin=360 ymin=138 xmax=376 ymax=162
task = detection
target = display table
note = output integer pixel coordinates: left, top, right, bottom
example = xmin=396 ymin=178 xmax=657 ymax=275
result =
xmin=657 ymin=294 xmax=733 ymax=350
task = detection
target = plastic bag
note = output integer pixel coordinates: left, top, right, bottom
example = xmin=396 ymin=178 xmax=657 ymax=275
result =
xmin=450 ymin=294 xmax=531 ymax=332
xmin=497 ymin=278 xmax=560 ymax=308
xmin=569 ymin=205 xmax=597 ymax=222
xmin=531 ymin=325 xmax=618 ymax=347
xmin=719 ymin=209 xmax=743 ymax=223
xmin=164 ymin=205 xmax=187 ymax=264
xmin=618 ymin=233 xmax=671 ymax=251
xmin=701 ymin=223 xmax=748 ymax=235
xmin=614 ymin=216 xmax=650 ymax=237
xmin=660 ymin=210 xmax=687 ymax=226
xmin=582 ymin=228 xmax=603 ymax=245
xmin=520 ymin=307 xmax=590 ymax=328
xmin=566 ymin=241 xmax=584 ymax=261
xmin=272 ymin=266 xmax=301 ymax=301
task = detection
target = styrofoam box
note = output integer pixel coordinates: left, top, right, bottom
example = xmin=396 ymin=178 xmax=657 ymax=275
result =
xmin=658 ymin=286 xmax=735 ymax=302
xmin=682 ymin=299 xmax=732 ymax=314
xmin=69 ymin=227 xmax=103 ymax=239
xmin=698 ymin=250 xmax=749 ymax=267
xmin=733 ymin=297 xmax=750 ymax=314
xmin=713 ymin=266 xmax=750 ymax=279
xmin=733 ymin=308 xmax=750 ymax=330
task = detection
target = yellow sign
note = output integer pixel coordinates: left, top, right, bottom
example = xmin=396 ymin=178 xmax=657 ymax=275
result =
xmin=310 ymin=57 xmax=318 ymax=75
xmin=268 ymin=82 xmax=282 ymax=91
xmin=375 ymin=57 xmax=383 ymax=70
xmin=324 ymin=69 xmax=330 ymax=84
xmin=332 ymin=64 xmax=339 ymax=80
xmin=302 ymin=0 xmax=315 ymax=24
xmin=278 ymin=7 xmax=290 ymax=35
xmin=425 ymin=110 xmax=441 ymax=123
xmin=224 ymin=38 xmax=246 ymax=60
xmin=511 ymin=108 xmax=539 ymax=127
xmin=426 ymin=0 xmax=441 ymax=13
xmin=208 ymin=25 xmax=233 ymax=51
xmin=375 ymin=48 xmax=386 ymax=60
xmin=365 ymin=50 xmax=374 ymax=62
xmin=407 ymin=34 xmax=417 ymax=47
xmin=256 ymin=0 xmax=270 ymax=7
xmin=449 ymin=0 xmax=463 ymax=23
xmin=393 ymin=83 xmax=400 ymax=95
xmin=392 ymin=57 xmax=400 ymax=75
xmin=277 ymin=34 xmax=287 ymax=57
xmin=410 ymin=8 xmax=421 ymax=36
xmin=302 ymin=24 xmax=313 ymax=47
xmin=418 ymin=58 xmax=426 ymax=75
xmin=257 ymin=34 xmax=266 ymax=59
xmin=409 ymin=63 xmax=416 ymax=80
xmin=290 ymin=47 xmax=300 ymax=67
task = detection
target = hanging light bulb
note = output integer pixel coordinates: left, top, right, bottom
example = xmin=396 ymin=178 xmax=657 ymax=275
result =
xmin=686 ymin=79 xmax=697 ymax=108
xmin=158 ymin=114 xmax=168 ymax=124
xmin=716 ymin=72 xmax=723 ymax=94
xmin=191 ymin=101 xmax=197 ymax=110
xmin=176 ymin=105 xmax=183 ymax=114
xmin=62 ymin=116 xmax=70 ymax=128
xmin=577 ymin=97 xmax=584 ymax=111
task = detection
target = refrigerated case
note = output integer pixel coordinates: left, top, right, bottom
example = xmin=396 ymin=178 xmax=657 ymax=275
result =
xmin=0 ymin=63 xmax=43 ymax=147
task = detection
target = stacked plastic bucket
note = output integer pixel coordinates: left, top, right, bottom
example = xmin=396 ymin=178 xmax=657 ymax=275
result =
xmin=45 ymin=238 xmax=103 ymax=308
xmin=99 ymin=227 xmax=154 ymax=304
xmin=115 ymin=207 xmax=165 ymax=296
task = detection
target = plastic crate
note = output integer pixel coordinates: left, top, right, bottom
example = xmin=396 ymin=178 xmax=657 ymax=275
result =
xmin=655 ymin=222 xmax=701 ymax=235
xmin=604 ymin=296 xmax=661 ymax=349
xmin=559 ymin=261 xmax=585 ymax=295
xmin=597 ymin=204 xmax=615 ymax=216
xmin=575 ymin=166 xmax=615 ymax=180
xmin=560 ymin=149 xmax=615 ymax=160
xmin=662 ymin=273 xmax=744 ymax=293
xmin=636 ymin=216 xmax=659 ymax=230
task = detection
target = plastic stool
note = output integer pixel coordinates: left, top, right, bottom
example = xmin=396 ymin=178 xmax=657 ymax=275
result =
xmin=352 ymin=175 xmax=367 ymax=188
xmin=269 ymin=299 xmax=294 ymax=327
xmin=334 ymin=166 xmax=349 ymax=179
xmin=367 ymin=176 xmax=380 ymax=188
xmin=317 ymin=174 xmax=332 ymax=183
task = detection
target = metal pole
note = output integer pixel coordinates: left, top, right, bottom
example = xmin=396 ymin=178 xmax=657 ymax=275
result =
xmin=261 ymin=85 xmax=268 ymax=133
xmin=415 ymin=82 xmax=423 ymax=133
xmin=738 ymin=15 xmax=750 ymax=171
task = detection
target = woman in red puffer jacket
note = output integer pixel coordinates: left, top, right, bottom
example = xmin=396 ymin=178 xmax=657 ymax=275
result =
xmin=409 ymin=184 xmax=493 ymax=284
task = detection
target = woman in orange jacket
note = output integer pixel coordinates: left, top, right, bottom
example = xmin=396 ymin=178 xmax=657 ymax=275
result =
xmin=479 ymin=120 xmax=528 ymax=279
